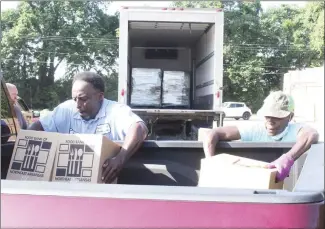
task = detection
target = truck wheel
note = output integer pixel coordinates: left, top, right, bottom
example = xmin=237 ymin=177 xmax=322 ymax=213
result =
xmin=242 ymin=112 xmax=251 ymax=120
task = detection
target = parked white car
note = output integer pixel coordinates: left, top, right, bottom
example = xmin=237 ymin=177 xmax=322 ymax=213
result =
xmin=222 ymin=102 xmax=252 ymax=120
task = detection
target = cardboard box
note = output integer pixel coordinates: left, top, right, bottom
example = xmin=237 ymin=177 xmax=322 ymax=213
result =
xmin=198 ymin=128 xmax=212 ymax=141
xmin=198 ymin=153 xmax=284 ymax=190
xmin=52 ymin=134 xmax=121 ymax=183
xmin=6 ymin=130 xmax=59 ymax=181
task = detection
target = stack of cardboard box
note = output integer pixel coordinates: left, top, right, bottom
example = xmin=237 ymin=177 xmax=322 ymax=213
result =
xmin=6 ymin=130 xmax=121 ymax=184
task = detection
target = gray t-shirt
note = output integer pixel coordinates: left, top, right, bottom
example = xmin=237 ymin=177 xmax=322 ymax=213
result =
xmin=14 ymin=104 xmax=27 ymax=129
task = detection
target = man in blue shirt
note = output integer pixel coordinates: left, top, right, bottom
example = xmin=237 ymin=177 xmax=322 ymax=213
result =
xmin=28 ymin=71 xmax=148 ymax=183
xmin=203 ymin=91 xmax=319 ymax=181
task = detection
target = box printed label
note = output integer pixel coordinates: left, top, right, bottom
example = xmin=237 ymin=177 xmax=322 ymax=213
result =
xmin=9 ymin=137 xmax=52 ymax=178
xmin=54 ymin=140 xmax=95 ymax=183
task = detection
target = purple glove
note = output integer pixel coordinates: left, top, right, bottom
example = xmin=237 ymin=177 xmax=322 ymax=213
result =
xmin=266 ymin=154 xmax=294 ymax=182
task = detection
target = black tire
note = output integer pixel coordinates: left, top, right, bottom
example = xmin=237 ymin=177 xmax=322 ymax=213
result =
xmin=242 ymin=112 xmax=251 ymax=120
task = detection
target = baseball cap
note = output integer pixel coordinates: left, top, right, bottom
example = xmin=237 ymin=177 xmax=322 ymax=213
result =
xmin=257 ymin=91 xmax=295 ymax=118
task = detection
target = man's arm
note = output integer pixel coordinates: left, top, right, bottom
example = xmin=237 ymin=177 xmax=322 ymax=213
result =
xmin=101 ymin=104 xmax=148 ymax=183
xmin=266 ymin=126 xmax=319 ymax=182
xmin=102 ymin=121 xmax=148 ymax=183
xmin=286 ymin=126 xmax=319 ymax=160
xmin=203 ymin=126 xmax=241 ymax=157
xmin=28 ymin=120 xmax=45 ymax=131
xmin=118 ymin=121 xmax=148 ymax=163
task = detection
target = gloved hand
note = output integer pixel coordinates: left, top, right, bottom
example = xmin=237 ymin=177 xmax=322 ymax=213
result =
xmin=265 ymin=154 xmax=294 ymax=182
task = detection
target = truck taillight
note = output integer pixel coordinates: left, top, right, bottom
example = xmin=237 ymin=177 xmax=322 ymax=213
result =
xmin=216 ymin=91 xmax=220 ymax=98
xmin=121 ymin=89 xmax=125 ymax=97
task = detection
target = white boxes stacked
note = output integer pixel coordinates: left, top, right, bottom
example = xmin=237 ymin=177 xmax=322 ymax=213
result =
xmin=162 ymin=71 xmax=190 ymax=108
xmin=130 ymin=68 xmax=162 ymax=107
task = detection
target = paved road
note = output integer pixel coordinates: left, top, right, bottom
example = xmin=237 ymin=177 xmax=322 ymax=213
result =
xmin=223 ymin=115 xmax=324 ymax=141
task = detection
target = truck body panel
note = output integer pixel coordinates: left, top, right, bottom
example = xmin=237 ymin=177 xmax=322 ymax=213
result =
xmin=118 ymin=8 xmax=223 ymax=109
xmin=118 ymin=7 xmax=224 ymax=138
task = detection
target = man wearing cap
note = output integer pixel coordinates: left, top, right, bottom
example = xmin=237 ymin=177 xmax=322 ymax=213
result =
xmin=203 ymin=91 xmax=319 ymax=181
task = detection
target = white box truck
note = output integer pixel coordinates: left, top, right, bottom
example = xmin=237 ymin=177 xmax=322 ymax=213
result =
xmin=118 ymin=7 xmax=224 ymax=140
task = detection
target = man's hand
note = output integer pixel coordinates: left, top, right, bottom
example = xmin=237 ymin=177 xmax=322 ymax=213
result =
xmin=202 ymin=126 xmax=241 ymax=158
xmin=101 ymin=151 xmax=126 ymax=183
xmin=101 ymin=122 xmax=148 ymax=183
xmin=265 ymin=154 xmax=294 ymax=182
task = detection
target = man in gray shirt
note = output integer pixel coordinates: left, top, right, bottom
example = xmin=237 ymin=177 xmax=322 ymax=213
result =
xmin=6 ymin=83 xmax=27 ymax=129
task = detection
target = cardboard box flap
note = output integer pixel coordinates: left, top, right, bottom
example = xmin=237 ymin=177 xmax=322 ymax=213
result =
xmin=203 ymin=153 xmax=271 ymax=169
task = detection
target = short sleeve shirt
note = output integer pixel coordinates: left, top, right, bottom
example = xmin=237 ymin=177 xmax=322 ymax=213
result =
xmin=14 ymin=105 xmax=27 ymax=130
xmin=39 ymin=99 xmax=144 ymax=141
xmin=238 ymin=122 xmax=304 ymax=142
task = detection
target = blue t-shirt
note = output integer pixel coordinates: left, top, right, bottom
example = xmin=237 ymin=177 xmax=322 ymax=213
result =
xmin=40 ymin=99 xmax=144 ymax=141
xmin=238 ymin=122 xmax=304 ymax=142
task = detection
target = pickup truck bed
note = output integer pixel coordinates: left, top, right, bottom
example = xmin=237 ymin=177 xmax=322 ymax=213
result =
xmin=2 ymin=141 xmax=324 ymax=228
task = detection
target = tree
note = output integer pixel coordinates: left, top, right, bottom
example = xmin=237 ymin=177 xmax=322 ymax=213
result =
xmin=172 ymin=1 xmax=324 ymax=112
xmin=1 ymin=1 xmax=119 ymax=109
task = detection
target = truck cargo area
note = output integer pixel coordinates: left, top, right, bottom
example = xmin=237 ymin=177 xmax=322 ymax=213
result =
xmin=127 ymin=20 xmax=220 ymax=110
xmin=117 ymin=9 xmax=224 ymax=140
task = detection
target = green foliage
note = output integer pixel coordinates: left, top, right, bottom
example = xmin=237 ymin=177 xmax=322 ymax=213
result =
xmin=172 ymin=0 xmax=324 ymax=112
xmin=1 ymin=1 xmax=119 ymax=109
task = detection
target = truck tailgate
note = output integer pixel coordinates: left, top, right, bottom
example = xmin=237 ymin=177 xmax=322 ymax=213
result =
xmin=1 ymin=180 xmax=323 ymax=229
xmin=132 ymin=108 xmax=223 ymax=120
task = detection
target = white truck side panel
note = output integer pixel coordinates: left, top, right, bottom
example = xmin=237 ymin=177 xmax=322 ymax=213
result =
xmin=196 ymin=85 xmax=214 ymax=97
xmin=195 ymin=58 xmax=214 ymax=88
xmin=131 ymin=48 xmax=191 ymax=71
xmin=195 ymin=25 xmax=215 ymax=63
xmin=193 ymin=25 xmax=215 ymax=110
xmin=118 ymin=11 xmax=129 ymax=104
xmin=213 ymin=14 xmax=224 ymax=109
xmin=128 ymin=10 xmax=217 ymax=23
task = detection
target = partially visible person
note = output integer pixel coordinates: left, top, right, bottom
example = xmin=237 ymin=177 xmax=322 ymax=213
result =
xmin=1 ymin=120 xmax=11 ymax=144
xmin=6 ymin=83 xmax=27 ymax=129
xmin=203 ymin=91 xmax=319 ymax=181
xmin=40 ymin=109 xmax=51 ymax=118
xmin=28 ymin=71 xmax=148 ymax=183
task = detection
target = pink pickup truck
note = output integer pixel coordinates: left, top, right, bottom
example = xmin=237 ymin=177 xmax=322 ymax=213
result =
xmin=1 ymin=77 xmax=324 ymax=228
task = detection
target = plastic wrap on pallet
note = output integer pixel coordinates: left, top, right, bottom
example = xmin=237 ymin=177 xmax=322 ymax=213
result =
xmin=162 ymin=71 xmax=190 ymax=107
xmin=130 ymin=68 xmax=162 ymax=107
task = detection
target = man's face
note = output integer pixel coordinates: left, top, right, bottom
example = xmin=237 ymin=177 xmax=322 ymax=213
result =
xmin=71 ymin=80 xmax=104 ymax=120
xmin=264 ymin=115 xmax=291 ymax=136
xmin=8 ymin=86 xmax=18 ymax=104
